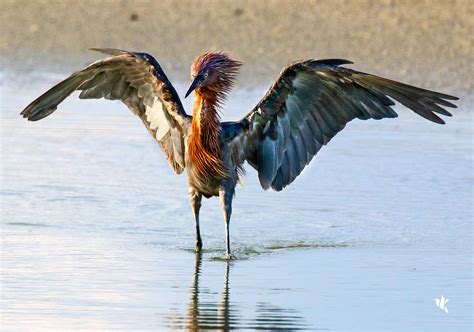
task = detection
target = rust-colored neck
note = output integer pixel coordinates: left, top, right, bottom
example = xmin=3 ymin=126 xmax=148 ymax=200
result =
xmin=188 ymin=89 xmax=226 ymax=179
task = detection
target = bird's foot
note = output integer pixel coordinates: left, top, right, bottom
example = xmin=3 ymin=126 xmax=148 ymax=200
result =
xmin=223 ymin=253 xmax=235 ymax=260
xmin=195 ymin=239 xmax=203 ymax=253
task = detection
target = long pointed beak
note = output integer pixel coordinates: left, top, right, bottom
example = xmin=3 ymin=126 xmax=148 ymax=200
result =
xmin=185 ymin=76 xmax=200 ymax=98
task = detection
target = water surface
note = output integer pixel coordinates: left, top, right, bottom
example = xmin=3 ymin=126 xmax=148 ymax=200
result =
xmin=1 ymin=74 xmax=472 ymax=330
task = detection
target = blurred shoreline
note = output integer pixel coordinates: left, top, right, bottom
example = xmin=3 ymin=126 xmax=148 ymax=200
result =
xmin=1 ymin=0 xmax=473 ymax=97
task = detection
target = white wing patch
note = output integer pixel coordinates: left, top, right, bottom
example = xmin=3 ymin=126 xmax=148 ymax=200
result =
xmin=145 ymin=97 xmax=170 ymax=141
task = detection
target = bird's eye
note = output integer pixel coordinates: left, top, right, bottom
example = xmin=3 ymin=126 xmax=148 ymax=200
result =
xmin=203 ymin=72 xmax=209 ymax=79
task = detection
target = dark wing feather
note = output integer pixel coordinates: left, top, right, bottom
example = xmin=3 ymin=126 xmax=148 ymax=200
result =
xmin=229 ymin=59 xmax=458 ymax=191
xmin=21 ymin=48 xmax=190 ymax=174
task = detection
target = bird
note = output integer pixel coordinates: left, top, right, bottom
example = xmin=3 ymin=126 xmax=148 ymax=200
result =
xmin=21 ymin=48 xmax=458 ymax=258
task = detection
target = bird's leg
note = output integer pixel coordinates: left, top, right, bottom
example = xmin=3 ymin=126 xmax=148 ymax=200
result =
xmin=189 ymin=188 xmax=203 ymax=252
xmin=219 ymin=188 xmax=233 ymax=258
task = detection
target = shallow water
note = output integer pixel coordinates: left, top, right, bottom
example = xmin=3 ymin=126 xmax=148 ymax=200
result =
xmin=1 ymin=73 xmax=473 ymax=331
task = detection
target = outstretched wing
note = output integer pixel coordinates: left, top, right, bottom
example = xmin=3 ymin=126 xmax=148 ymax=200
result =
xmin=21 ymin=48 xmax=190 ymax=174
xmin=229 ymin=59 xmax=458 ymax=191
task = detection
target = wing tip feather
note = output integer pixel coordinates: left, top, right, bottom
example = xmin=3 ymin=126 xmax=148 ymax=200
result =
xmin=314 ymin=59 xmax=354 ymax=66
xmin=89 ymin=48 xmax=130 ymax=56
xmin=440 ymin=94 xmax=459 ymax=101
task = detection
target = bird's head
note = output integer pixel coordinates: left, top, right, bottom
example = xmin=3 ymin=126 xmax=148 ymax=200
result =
xmin=185 ymin=52 xmax=242 ymax=99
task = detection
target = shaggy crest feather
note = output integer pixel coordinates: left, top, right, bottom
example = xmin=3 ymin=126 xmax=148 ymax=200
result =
xmin=191 ymin=51 xmax=242 ymax=105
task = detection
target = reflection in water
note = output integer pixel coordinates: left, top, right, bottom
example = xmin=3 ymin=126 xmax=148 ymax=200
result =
xmin=186 ymin=254 xmax=235 ymax=330
xmin=167 ymin=254 xmax=309 ymax=330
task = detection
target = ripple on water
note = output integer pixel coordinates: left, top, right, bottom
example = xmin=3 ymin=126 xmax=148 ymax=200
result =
xmin=179 ymin=240 xmax=352 ymax=261
xmin=4 ymin=222 xmax=57 ymax=228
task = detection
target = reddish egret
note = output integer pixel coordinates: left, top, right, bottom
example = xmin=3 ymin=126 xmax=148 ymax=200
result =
xmin=21 ymin=49 xmax=458 ymax=257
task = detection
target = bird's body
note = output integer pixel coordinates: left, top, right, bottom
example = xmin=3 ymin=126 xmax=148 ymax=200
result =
xmin=21 ymin=48 xmax=458 ymax=257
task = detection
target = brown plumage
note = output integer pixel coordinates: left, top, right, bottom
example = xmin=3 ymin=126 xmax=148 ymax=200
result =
xmin=20 ymin=48 xmax=458 ymax=257
xmin=188 ymin=52 xmax=242 ymax=181
xmin=188 ymin=92 xmax=227 ymax=180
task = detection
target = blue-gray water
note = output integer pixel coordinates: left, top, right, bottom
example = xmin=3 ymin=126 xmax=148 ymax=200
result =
xmin=1 ymin=73 xmax=472 ymax=331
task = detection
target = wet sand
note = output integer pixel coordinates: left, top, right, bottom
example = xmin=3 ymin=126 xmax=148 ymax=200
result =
xmin=1 ymin=0 xmax=473 ymax=94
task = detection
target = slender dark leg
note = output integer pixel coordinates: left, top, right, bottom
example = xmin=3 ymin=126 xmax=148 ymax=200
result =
xmin=189 ymin=188 xmax=203 ymax=252
xmin=219 ymin=188 xmax=233 ymax=257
